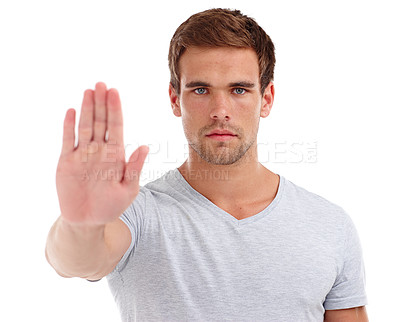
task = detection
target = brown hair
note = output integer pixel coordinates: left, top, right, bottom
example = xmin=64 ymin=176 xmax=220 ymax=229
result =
xmin=168 ymin=8 xmax=276 ymax=95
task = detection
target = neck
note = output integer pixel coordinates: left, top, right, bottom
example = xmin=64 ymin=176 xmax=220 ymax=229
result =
xmin=178 ymin=145 xmax=278 ymax=204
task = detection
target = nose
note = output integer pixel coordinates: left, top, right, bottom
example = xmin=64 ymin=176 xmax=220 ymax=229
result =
xmin=209 ymin=93 xmax=231 ymax=121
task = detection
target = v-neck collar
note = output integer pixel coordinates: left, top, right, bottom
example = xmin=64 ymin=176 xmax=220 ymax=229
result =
xmin=168 ymin=168 xmax=285 ymax=227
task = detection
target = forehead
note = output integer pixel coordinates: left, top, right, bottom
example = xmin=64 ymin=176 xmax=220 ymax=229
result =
xmin=179 ymin=47 xmax=260 ymax=85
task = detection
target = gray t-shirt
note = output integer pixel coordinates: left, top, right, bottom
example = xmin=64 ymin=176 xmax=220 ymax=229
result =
xmin=107 ymin=169 xmax=367 ymax=321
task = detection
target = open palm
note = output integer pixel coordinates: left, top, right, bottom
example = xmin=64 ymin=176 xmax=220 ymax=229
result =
xmin=56 ymin=82 xmax=148 ymax=225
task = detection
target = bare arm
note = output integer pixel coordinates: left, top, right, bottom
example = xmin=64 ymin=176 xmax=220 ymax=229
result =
xmin=324 ymin=306 xmax=369 ymax=322
xmin=45 ymin=216 xmax=131 ymax=280
xmin=45 ymin=82 xmax=148 ymax=279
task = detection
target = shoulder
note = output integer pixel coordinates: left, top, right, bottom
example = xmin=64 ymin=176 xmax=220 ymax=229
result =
xmin=279 ymin=176 xmax=352 ymax=226
xmin=125 ymin=169 xmax=188 ymax=214
xmin=281 ymin=176 xmax=346 ymax=213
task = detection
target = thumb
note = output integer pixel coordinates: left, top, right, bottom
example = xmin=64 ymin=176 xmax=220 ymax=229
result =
xmin=123 ymin=145 xmax=149 ymax=187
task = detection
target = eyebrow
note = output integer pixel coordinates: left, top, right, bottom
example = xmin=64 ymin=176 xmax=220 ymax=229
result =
xmin=185 ymin=81 xmax=211 ymax=88
xmin=184 ymin=81 xmax=255 ymax=88
xmin=228 ymin=81 xmax=255 ymax=88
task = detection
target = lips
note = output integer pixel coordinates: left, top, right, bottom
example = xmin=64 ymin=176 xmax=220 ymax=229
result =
xmin=206 ymin=129 xmax=236 ymax=136
xmin=205 ymin=129 xmax=237 ymax=141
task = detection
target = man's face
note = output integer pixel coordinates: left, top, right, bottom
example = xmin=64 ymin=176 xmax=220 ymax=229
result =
xmin=169 ymin=46 xmax=274 ymax=165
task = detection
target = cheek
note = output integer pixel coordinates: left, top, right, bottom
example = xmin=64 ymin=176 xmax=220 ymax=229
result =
xmin=181 ymin=111 xmax=199 ymax=139
xmin=180 ymin=99 xmax=208 ymax=126
xmin=181 ymin=108 xmax=199 ymax=127
xmin=242 ymin=111 xmax=261 ymax=137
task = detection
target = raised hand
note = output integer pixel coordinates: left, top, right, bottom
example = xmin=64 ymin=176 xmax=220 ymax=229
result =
xmin=56 ymin=82 xmax=148 ymax=226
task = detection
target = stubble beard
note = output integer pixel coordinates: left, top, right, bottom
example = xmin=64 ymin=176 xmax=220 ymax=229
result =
xmin=187 ymin=123 xmax=258 ymax=166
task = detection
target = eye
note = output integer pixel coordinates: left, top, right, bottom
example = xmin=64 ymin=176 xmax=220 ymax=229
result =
xmin=233 ymin=88 xmax=247 ymax=95
xmin=194 ymin=88 xmax=208 ymax=95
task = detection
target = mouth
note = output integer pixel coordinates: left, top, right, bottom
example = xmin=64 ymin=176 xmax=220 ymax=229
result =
xmin=205 ymin=129 xmax=237 ymax=142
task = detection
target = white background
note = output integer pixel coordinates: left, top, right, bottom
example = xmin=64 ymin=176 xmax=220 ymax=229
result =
xmin=1 ymin=0 xmax=399 ymax=321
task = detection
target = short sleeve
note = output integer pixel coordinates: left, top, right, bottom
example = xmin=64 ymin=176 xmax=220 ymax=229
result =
xmin=108 ymin=187 xmax=147 ymax=275
xmin=324 ymin=214 xmax=368 ymax=310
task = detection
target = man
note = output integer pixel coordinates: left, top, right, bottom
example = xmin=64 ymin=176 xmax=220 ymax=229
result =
xmin=46 ymin=8 xmax=368 ymax=321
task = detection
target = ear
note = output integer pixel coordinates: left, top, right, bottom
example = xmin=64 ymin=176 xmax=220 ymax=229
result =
xmin=169 ymin=83 xmax=182 ymax=117
xmin=260 ymin=81 xmax=275 ymax=118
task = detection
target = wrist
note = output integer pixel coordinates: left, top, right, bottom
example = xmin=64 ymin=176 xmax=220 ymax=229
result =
xmin=58 ymin=215 xmax=106 ymax=236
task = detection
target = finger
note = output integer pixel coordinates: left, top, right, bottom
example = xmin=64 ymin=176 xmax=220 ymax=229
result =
xmin=61 ymin=108 xmax=76 ymax=155
xmin=106 ymin=88 xmax=123 ymax=144
xmin=123 ymin=146 xmax=149 ymax=187
xmin=93 ymin=82 xmax=107 ymax=141
xmin=78 ymin=89 xmax=94 ymax=144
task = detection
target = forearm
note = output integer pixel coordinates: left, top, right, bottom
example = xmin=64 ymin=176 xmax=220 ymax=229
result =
xmin=45 ymin=216 xmax=110 ymax=279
